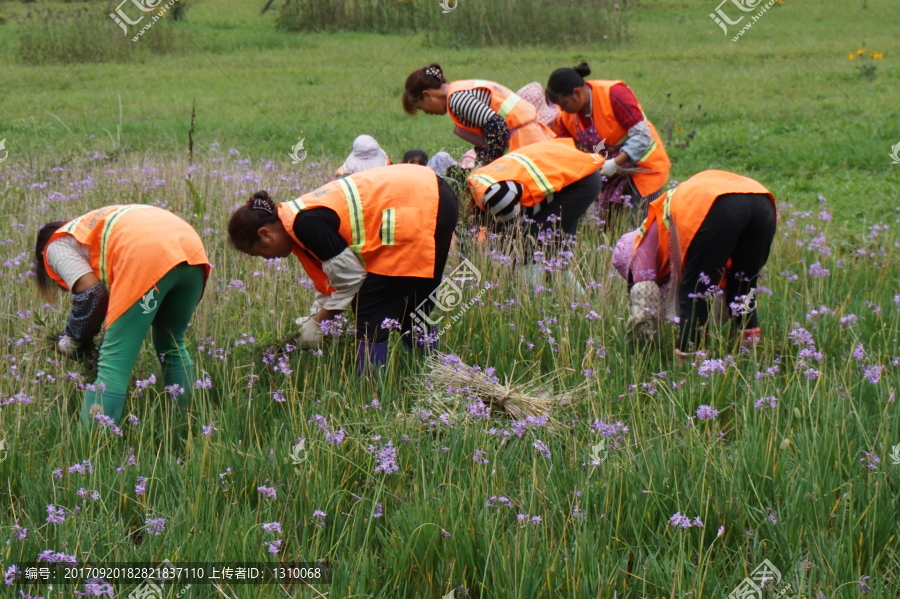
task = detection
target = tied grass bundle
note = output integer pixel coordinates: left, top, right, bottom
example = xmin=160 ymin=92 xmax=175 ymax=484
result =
xmin=419 ymin=353 xmax=571 ymax=421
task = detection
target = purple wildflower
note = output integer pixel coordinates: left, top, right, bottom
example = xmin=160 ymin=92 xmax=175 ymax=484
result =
xmin=860 ymin=452 xmax=880 ymax=470
xmin=695 ymin=405 xmax=719 ymax=420
xmin=325 ymin=429 xmax=346 ymax=445
xmin=863 ymin=366 xmax=883 ymax=385
xmin=202 ymin=422 xmax=217 ymax=436
xmin=754 ymin=396 xmax=778 ymax=409
xmin=262 ymin=522 xmax=282 ymax=535
xmin=135 ymin=477 xmax=147 ymax=496
xmin=472 ymin=449 xmax=488 ymax=464
xmin=74 ymin=578 xmax=113 ymax=597
xmin=257 ymin=485 xmax=277 ymax=500
xmin=669 ymin=512 xmax=692 ymax=528
xmin=373 ymin=503 xmax=383 ymax=518
xmin=45 ymin=505 xmax=65 ymax=524
xmin=145 ymin=517 xmax=166 ymax=536
xmin=267 ymin=540 xmax=282 ymax=554
xmin=374 ymin=441 xmax=399 ymax=474
xmin=533 ymin=440 xmax=551 ymax=459
xmin=311 ymin=510 xmax=327 ymax=527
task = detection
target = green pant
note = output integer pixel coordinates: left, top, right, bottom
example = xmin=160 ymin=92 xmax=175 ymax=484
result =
xmin=81 ymin=263 xmax=206 ymax=424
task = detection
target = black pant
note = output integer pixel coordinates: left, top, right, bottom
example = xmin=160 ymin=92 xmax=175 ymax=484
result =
xmin=529 ymin=171 xmax=602 ymax=237
xmin=678 ymin=193 xmax=776 ymax=350
xmin=354 ymin=177 xmax=460 ymax=342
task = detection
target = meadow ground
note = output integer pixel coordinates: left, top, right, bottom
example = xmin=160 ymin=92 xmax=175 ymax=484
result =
xmin=0 ymin=0 xmax=899 ymax=597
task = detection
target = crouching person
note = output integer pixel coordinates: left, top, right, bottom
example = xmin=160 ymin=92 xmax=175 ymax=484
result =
xmin=612 ymin=170 xmax=776 ymax=360
xmin=34 ymin=205 xmax=211 ymax=424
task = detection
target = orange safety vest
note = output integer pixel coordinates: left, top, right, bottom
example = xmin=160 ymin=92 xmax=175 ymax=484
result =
xmin=555 ymin=80 xmax=671 ymax=198
xmin=467 ymin=138 xmax=604 ymax=209
xmin=277 ymin=164 xmax=441 ymax=296
xmin=447 ymin=80 xmax=555 ymax=152
xmin=634 ymin=170 xmax=775 ymax=282
xmin=43 ymin=205 xmax=210 ymax=327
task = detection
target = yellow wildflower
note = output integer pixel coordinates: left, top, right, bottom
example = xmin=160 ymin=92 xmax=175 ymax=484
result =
xmin=871 ymin=53 xmax=884 ymax=59
xmin=857 ymin=48 xmax=866 ymax=55
xmin=848 ymin=53 xmax=856 ymax=60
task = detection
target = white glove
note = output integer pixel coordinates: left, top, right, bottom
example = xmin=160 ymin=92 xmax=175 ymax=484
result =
xmin=600 ymin=159 xmax=619 ymax=177
xmin=298 ymin=317 xmax=323 ymax=349
xmin=295 ymin=315 xmax=311 ymax=327
xmin=57 ymin=336 xmax=82 ymax=357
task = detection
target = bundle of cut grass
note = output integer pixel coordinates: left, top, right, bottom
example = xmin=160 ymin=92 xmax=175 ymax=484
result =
xmin=419 ymin=353 xmax=574 ymax=421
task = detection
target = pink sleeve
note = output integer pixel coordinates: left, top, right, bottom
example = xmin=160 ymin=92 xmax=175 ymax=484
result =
xmin=630 ymin=221 xmax=659 ymax=283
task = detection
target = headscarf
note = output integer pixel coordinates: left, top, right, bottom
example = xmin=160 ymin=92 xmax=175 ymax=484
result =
xmin=427 ymin=151 xmax=458 ymax=176
xmin=335 ymin=135 xmax=390 ymax=177
xmin=515 ymin=82 xmax=558 ymax=126
xmin=612 ymin=229 xmax=640 ymax=280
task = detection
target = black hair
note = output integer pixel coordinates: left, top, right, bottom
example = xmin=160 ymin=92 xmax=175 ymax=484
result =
xmin=402 ymin=149 xmax=429 ymax=165
xmin=34 ymin=221 xmax=66 ymax=301
xmin=546 ymin=61 xmax=591 ymax=104
xmin=228 ymin=190 xmax=278 ymax=251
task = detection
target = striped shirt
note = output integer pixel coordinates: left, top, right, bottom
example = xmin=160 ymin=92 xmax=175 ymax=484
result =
xmin=448 ymin=88 xmax=496 ymax=129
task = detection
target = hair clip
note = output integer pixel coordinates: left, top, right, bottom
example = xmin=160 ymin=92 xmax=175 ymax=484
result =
xmin=252 ymin=198 xmax=273 ymax=214
xmin=424 ymin=66 xmax=442 ymax=79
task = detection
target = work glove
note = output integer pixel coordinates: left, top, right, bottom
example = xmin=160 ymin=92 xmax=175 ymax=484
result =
xmin=599 ymin=159 xmax=619 ymax=178
xmin=57 ymin=335 xmax=82 ymax=357
xmin=298 ymin=317 xmax=323 ymax=349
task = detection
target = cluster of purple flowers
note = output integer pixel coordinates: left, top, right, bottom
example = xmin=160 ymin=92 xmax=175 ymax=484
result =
xmin=516 ymin=514 xmax=542 ymax=525
xmin=695 ymin=405 xmax=719 ymax=420
xmin=787 ymin=327 xmax=822 ymax=380
xmin=754 ymin=396 xmax=778 ymax=409
xmin=257 ymin=485 xmax=277 ymax=500
xmin=372 ymin=440 xmax=399 ymax=475
xmin=669 ymin=512 xmax=704 ymax=528
xmin=308 ymin=414 xmax=346 ymax=445
xmin=145 ymin=517 xmax=166 ymax=536
xmin=532 ymin=440 xmax=551 ymax=459
xmin=485 ymin=496 xmax=513 ymax=508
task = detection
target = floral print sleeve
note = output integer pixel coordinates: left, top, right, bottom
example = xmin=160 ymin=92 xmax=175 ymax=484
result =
xmin=476 ymin=114 xmax=510 ymax=165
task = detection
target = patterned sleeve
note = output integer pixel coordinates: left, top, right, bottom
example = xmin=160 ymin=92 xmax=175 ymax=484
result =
xmin=476 ymin=114 xmax=510 ymax=164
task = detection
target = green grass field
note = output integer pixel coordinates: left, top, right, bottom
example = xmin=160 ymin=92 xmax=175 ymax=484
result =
xmin=0 ymin=0 xmax=899 ymax=597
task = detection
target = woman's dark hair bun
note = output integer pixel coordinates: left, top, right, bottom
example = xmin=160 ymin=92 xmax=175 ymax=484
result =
xmin=573 ymin=61 xmax=591 ymax=77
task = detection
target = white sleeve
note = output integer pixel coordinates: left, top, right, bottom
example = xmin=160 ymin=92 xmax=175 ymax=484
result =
xmin=44 ymin=236 xmax=94 ymax=290
xmin=321 ymin=248 xmax=367 ymax=311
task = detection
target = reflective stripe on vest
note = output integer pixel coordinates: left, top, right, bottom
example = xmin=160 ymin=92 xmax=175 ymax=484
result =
xmin=640 ymin=140 xmax=658 ymax=163
xmin=471 ymin=173 xmax=498 ymax=188
xmin=506 ymin=152 xmax=555 ymax=197
xmin=381 ymin=208 xmax=395 ymax=246
xmin=662 ymin=188 xmax=675 ymax=224
xmin=472 ymin=79 xmax=521 ymax=119
xmin=99 ymin=205 xmax=152 ymax=286
xmin=334 ymin=177 xmax=366 ymax=263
